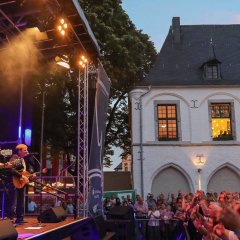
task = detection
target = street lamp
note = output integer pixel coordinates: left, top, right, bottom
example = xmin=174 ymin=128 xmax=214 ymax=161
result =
xmin=193 ymin=154 xmax=206 ymax=190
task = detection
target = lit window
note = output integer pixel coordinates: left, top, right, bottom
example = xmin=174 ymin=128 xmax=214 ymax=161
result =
xmin=211 ymin=103 xmax=233 ymax=141
xmin=157 ymin=104 xmax=178 ymax=140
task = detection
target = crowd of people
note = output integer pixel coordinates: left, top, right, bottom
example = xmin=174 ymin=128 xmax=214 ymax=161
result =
xmin=104 ymin=191 xmax=240 ymax=240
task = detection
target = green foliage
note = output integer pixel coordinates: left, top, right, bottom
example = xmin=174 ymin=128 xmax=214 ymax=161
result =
xmin=32 ymin=0 xmax=156 ymax=169
xmin=79 ymin=0 xmax=157 ymax=167
xmin=32 ymin=68 xmax=78 ymax=153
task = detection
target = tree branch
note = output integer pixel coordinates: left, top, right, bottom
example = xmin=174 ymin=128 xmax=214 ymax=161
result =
xmin=105 ymin=91 xmax=127 ymax=134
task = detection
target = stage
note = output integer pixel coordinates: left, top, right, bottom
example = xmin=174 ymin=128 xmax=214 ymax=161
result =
xmin=15 ymin=217 xmax=99 ymax=240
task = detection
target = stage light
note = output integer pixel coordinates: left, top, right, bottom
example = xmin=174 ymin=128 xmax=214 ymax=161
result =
xmin=55 ymin=55 xmax=70 ymax=69
xmin=18 ymin=126 xmax=22 ymax=140
xmin=25 ymin=129 xmax=32 ymax=146
xmin=78 ymin=55 xmax=88 ymax=68
xmin=57 ymin=17 xmax=68 ymax=37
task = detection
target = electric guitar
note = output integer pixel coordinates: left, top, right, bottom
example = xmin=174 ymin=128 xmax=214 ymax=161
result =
xmin=13 ymin=168 xmax=47 ymax=189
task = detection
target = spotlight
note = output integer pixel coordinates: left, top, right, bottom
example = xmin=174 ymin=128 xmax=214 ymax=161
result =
xmin=55 ymin=55 xmax=70 ymax=69
xmin=57 ymin=17 xmax=68 ymax=36
xmin=78 ymin=55 xmax=88 ymax=68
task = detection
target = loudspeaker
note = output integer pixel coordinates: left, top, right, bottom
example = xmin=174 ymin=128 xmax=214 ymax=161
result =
xmin=108 ymin=206 xmax=134 ymax=220
xmin=38 ymin=206 xmax=67 ymax=223
xmin=0 ymin=219 xmax=18 ymax=240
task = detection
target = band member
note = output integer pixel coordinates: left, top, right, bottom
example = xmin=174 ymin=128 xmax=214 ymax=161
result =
xmin=10 ymin=144 xmax=31 ymax=224
xmin=0 ymin=152 xmax=14 ymax=219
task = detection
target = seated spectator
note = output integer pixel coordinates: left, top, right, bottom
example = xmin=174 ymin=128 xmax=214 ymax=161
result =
xmin=66 ymin=198 xmax=74 ymax=214
xmin=28 ymin=198 xmax=37 ymax=213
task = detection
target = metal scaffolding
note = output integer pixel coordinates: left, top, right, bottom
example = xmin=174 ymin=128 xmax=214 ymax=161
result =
xmin=77 ymin=64 xmax=89 ymax=217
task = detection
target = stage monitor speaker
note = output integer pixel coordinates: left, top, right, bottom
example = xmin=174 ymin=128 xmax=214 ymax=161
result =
xmin=0 ymin=219 xmax=18 ymax=240
xmin=38 ymin=206 xmax=67 ymax=223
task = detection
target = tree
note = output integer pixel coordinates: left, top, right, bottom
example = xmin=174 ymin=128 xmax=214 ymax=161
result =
xmin=79 ymin=0 xmax=157 ymax=167
xmin=32 ymin=0 xmax=156 ymax=169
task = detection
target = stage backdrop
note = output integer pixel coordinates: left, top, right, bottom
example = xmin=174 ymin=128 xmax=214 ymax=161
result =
xmin=88 ymin=61 xmax=110 ymax=217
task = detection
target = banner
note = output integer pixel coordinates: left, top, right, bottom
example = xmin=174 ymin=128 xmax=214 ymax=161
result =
xmin=88 ymin=61 xmax=110 ymax=216
xmin=103 ymin=190 xmax=136 ymax=201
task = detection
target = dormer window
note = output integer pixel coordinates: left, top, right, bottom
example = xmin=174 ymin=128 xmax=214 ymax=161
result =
xmin=201 ymin=38 xmax=222 ymax=80
xmin=202 ymin=60 xmax=221 ymax=80
xmin=206 ymin=64 xmax=219 ymax=79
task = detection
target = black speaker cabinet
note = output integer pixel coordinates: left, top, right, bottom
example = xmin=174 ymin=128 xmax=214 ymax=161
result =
xmin=39 ymin=206 xmax=67 ymax=223
xmin=108 ymin=206 xmax=134 ymax=220
xmin=0 ymin=219 xmax=18 ymax=240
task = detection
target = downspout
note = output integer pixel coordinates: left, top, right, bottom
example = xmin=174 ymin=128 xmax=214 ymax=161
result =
xmin=139 ymin=86 xmax=152 ymax=198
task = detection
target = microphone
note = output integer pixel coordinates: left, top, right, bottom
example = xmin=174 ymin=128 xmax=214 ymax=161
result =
xmin=28 ymin=152 xmax=39 ymax=155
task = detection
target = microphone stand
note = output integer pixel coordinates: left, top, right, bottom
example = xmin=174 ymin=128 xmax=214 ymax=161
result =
xmin=31 ymin=155 xmax=43 ymax=224
xmin=31 ymin=155 xmax=68 ymax=224
xmin=58 ymin=162 xmax=74 ymax=184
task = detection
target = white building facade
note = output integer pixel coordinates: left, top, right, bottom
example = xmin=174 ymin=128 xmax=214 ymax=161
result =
xmin=130 ymin=17 xmax=240 ymax=198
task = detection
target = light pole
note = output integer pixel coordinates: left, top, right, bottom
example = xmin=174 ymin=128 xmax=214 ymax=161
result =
xmin=194 ymin=154 xmax=206 ymax=191
xmin=18 ymin=73 xmax=24 ymax=143
xmin=40 ymin=90 xmax=45 ymax=177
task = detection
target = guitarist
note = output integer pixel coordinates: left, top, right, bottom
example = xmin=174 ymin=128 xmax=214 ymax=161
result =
xmin=8 ymin=144 xmax=31 ymax=224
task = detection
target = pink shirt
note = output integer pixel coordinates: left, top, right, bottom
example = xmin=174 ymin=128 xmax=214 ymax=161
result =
xmin=134 ymin=201 xmax=148 ymax=217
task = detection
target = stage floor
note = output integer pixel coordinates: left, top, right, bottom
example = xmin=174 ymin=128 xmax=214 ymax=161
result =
xmin=16 ymin=217 xmax=86 ymax=240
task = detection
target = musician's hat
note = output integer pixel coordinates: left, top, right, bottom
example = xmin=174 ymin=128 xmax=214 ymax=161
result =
xmin=16 ymin=144 xmax=28 ymax=150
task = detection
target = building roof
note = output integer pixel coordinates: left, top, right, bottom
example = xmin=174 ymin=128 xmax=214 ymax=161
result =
xmin=103 ymin=172 xmax=132 ymax=191
xmin=142 ymin=18 xmax=240 ymax=86
xmin=114 ymin=162 xmax=122 ymax=171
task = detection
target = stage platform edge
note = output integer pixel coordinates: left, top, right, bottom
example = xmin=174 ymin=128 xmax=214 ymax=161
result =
xmin=16 ymin=217 xmax=99 ymax=240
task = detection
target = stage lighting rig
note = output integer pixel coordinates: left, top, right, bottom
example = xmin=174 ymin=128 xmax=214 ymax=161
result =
xmin=78 ymin=55 xmax=88 ymax=68
xmin=57 ymin=17 xmax=68 ymax=36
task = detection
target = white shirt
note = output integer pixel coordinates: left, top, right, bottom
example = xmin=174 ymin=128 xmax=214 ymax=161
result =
xmin=148 ymin=210 xmax=160 ymax=226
